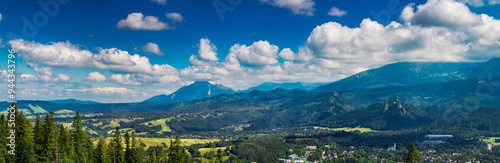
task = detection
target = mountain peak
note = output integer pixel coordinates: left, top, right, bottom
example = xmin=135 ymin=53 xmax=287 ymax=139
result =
xmin=143 ymin=81 xmax=235 ymax=102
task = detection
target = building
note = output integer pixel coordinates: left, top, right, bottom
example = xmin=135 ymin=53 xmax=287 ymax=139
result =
xmin=387 ymin=143 xmax=396 ymax=151
xmin=487 ymin=143 xmax=492 ymax=151
xmin=424 ymin=135 xmax=453 ymax=139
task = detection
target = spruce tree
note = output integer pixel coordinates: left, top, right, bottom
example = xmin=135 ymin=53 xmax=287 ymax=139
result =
xmin=33 ymin=115 xmax=45 ymax=162
xmin=43 ymin=112 xmax=57 ymax=162
xmin=148 ymin=148 xmax=156 ymax=163
xmin=167 ymin=136 xmax=186 ymax=163
xmin=404 ymin=142 xmax=422 ymax=163
xmin=14 ymin=104 xmax=35 ymax=162
xmin=57 ymin=123 xmax=72 ymax=162
xmin=72 ymin=111 xmax=85 ymax=162
xmin=110 ymin=127 xmax=123 ymax=163
xmin=130 ymin=131 xmax=140 ymax=163
xmin=94 ymin=136 xmax=111 ymax=163
xmin=124 ymin=131 xmax=131 ymax=163
xmin=0 ymin=115 xmax=8 ymax=163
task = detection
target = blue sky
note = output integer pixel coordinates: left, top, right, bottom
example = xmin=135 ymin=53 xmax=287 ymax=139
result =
xmin=0 ymin=0 xmax=499 ymax=103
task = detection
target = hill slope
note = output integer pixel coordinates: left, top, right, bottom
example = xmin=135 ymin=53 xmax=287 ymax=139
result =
xmin=320 ymin=98 xmax=434 ymax=130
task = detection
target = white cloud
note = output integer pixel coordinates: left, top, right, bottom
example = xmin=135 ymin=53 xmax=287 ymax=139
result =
xmin=166 ymin=12 xmax=184 ymax=23
xmin=110 ymin=74 xmax=141 ymax=85
xmin=84 ymin=71 xmax=107 ymax=82
xmin=151 ymin=0 xmax=167 ymax=5
xmin=141 ymin=42 xmax=165 ymax=56
xmin=198 ymin=38 xmax=218 ymax=61
xmin=258 ymin=0 xmax=315 ymax=16
xmin=459 ymin=0 xmax=500 ymax=6
xmin=66 ymin=87 xmax=146 ymax=96
xmin=279 ymin=48 xmax=296 ymax=60
xmin=0 ymin=13 xmax=2 ymax=22
xmin=53 ymin=73 xmax=71 ymax=82
xmin=327 ymin=7 xmax=347 ymax=17
xmin=20 ymin=74 xmax=39 ymax=82
xmin=117 ymin=13 xmax=170 ymax=31
xmin=226 ymin=40 xmax=279 ymax=66
xmin=400 ymin=0 xmax=480 ymax=27
xmin=10 ymin=40 xmax=94 ymax=68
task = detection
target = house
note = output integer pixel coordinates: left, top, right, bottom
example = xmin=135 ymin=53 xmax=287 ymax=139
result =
xmin=387 ymin=143 xmax=396 ymax=151
xmin=487 ymin=143 xmax=492 ymax=151
xmin=424 ymin=134 xmax=453 ymax=139
xmin=325 ymin=145 xmax=330 ymax=148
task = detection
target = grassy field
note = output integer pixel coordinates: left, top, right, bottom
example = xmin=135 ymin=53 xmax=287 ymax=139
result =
xmin=198 ymin=156 xmax=230 ymax=163
xmin=55 ymin=109 xmax=74 ymax=114
xmin=314 ymin=126 xmax=377 ymax=133
xmin=27 ymin=104 xmax=48 ymax=114
xmin=93 ymin=137 xmax=220 ymax=150
xmin=198 ymin=147 xmax=227 ymax=155
xmin=481 ymin=137 xmax=500 ymax=145
xmin=141 ymin=118 xmax=174 ymax=133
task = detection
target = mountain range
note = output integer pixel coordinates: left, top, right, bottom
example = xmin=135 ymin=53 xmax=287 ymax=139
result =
xmin=143 ymin=81 xmax=235 ymax=102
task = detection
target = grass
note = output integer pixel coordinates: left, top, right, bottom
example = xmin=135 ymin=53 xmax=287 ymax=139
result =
xmin=198 ymin=156 xmax=229 ymax=163
xmin=198 ymin=147 xmax=227 ymax=155
xmin=481 ymin=137 xmax=500 ymax=146
xmin=314 ymin=126 xmax=377 ymax=133
xmin=27 ymin=104 xmax=48 ymax=114
xmin=141 ymin=118 xmax=174 ymax=133
xmin=55 ymin=109 xmax=74 ymax=114
xmin=93 ymin=137 xmax=220 ymax=150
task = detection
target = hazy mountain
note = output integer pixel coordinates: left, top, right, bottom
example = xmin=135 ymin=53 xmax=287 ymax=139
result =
xmin=143 ymin=81 xmax=235 ymax=102
xmin=243 ymin=82 xmax=326 ymax=92
xmin=321 ymin=98 xmax=434 ymax=130
xmin=50 ymin=98 xmax=100 ymax=104
xmin=313 ymin=61 xmax=482 ymax=93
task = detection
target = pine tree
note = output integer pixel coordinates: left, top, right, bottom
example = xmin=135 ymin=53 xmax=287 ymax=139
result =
xmin=167 ymin=136 xmax=186 ymax=163
xmin=0 ymin=115 xmax=8 ymax=163
xmin=404 ymin=142 xmax=422 ymax=163
xmin=94 ymin=136 xmax=111 ymax=163
xmin=217 ymin=149 xmax=223 ymax=163
xmin=14 ymin=104 xmax=35 ymax=162
xmin=33 ymin=115 xmax=45 ymax=162
xmin=43 ymin=112 xmax=57 ymax=162
xmin=130 ymin=131 xmax=141 ymax=163
xmin=110 ymin=127 xmax=123 ymax=163
xmin=148 ymin=148 xmax=156 ymax=163
xmin=124 ymin=131 xmax=132 ymax=163
xmin=72 ymin=111 xmax=85 ymax=162
xmin=57 ymin=123 xmax=72 ymax=162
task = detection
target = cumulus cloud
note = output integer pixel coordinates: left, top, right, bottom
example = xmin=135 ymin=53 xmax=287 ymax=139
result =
xmin=84 ymin=71 xmax=107 ymax=82
xmin=258 ymin=0 xmax=315 ymax=16
xmin=459 ymin=0 xmax=500 ymax=6
xmin=20 ymin=74 xmax=39 ymax=82
xmin=53 ymin=74 xmax=71 ymax=82
xmin=327 ymin=7 xmax=347 ymax=17
xmin=166 ymin=12 xmax=184 ymax=23
xmin=151 ymin=0 xmax=167 ymax=5
xmin=399 ymin=0 xmax=480 ymax=27
xmin=225 ymin=40 xmax=280 ymax=66
xmin=117 ymin=13 xmax=170 ymax=31
xmin=110 ymin=74 xmax=141 ymax=85
xmin=141 ymin=42 xmax=165 ymax=56
xmin=279 ymin=48 xmax=296 ymax=60
xmin=189 ymin=38 xmax=219 ymax=66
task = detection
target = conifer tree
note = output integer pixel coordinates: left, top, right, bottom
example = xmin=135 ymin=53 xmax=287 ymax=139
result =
xmin=0 ymin=115 xmax=8 ymax=163
xmin=404 ymin=142 xmax=422 ymax=163
xmin=148 ymin=148 xmax=156 ymax=163
xmin=124 ymin=131 xmax=132 ymax=163
xmin=110 ymin=127 xmax=123 ymax=163
xmin=94 ymin=136 xmax=111 ymax=163
xmin=72 ymin=111 xmax=85 ymax=162
xmin=14 ymin=104 xmax=35 ymax=162
xmin=57 ymin=123 xmax=72 ymax=162
xmin=33 ymin=115 xmax=45 ymax=162
xmin=43 ymin=111 xmax=57 ymax=162
xmin=167 ymin=136 xmax=186 ymax=163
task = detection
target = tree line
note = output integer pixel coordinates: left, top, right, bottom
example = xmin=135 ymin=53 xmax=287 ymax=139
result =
xmin=0 ymin=103 xmax=189 ymax=163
